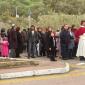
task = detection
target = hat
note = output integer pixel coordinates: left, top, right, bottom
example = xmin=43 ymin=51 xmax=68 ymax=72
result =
xmin=12 ymin=24 xmax=15 ymax=27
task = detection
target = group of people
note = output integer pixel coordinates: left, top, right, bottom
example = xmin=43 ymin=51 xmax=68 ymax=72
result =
xmin=60 ymin=20 xmax=85 ymax=61
xmin=0 ymin=20 xmax=85 ymax=61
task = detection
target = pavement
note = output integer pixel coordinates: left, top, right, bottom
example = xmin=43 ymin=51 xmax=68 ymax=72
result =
xmin=0 ymin=57 xmax=70 ymax=79
xmin=0 ymin=58 xmax=85 ymax=85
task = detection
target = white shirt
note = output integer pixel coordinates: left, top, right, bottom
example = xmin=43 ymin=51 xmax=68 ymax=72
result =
xmin=32 ymin=31 xmax=34 ymax=35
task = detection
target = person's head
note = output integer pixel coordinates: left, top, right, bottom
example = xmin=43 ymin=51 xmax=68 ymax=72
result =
xmin=1 ymin=28 xmax=6 ymax=38
xmin=63 ymin=24 xmax=69 ymax=30
xmin=37 ymin=27 xmax=42 ymax=32
xmin=68 ymin=27 xmax=72 ymax=32
xmin=1 ymin=28 xmax=5 ymax=33
xmin=3 ymin=37 xmax=8 ymax=41
xmin=51 ymin=32 xmax=55 ymax=37
xmin=71 ymin=24 xmax=77 ymax=30
xmin=55 ymin=31 xmax=60 ymax=37
xmin=16 ymin=27 xmax=20 ymax=32
xmin=7 ymin=29 xmax=10 ymax=32
xmin=27 ymin=28 xmax=30 ymax=31
xmin=44 ymin=28 xmax=46 ymax=31
xmin=56 ymin=30 xmax=59 ymax=32
xmin=61 ymin=26 xmax=64 ymax=31
xmin=12 ymin=24 xmax=15 ymax=27
xmin=81 ymin=20 xmax=85 ymax=26
xmin=12 ymin=24 xmax=15 ymax=29
xmin=71 ymin=24 xmax=75 ymax=28
xmin=31 ymin=25 xmax=35 ymax=31
xmin=48 ymin=26 xmax=52 ymax=32
xmin=23 ymin=29 xmax=26 ymax=32
xmin=45 ymin=28 xmax=48 ymax=32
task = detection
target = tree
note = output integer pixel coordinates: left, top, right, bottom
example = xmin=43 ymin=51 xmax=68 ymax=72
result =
xmin=43 ymin=0 xmax=85 ymax=15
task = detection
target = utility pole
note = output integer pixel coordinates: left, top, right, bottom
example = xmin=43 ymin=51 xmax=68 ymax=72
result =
xmin=16 ymin=7 xmax=19 ymax=18
xmin=28 ymin=9 xmax=32 ymax=28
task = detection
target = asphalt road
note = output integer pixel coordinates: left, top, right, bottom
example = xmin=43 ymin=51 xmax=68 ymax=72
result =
xmin=0 ymin=59 xmax=85 ymax=85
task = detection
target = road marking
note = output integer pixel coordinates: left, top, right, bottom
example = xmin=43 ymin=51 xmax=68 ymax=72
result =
xmin=0 ymin=70 xmax=85 ymax=84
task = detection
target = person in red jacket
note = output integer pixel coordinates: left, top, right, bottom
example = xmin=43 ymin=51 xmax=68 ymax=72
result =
xmin=75 ymin=21 xmax=85 ymax=43
xmin=75 ymin=20 xmax=85 ymax=61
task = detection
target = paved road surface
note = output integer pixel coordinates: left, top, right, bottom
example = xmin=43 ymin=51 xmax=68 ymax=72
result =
xmin=0 ymin=59 xmax=85 ymax=85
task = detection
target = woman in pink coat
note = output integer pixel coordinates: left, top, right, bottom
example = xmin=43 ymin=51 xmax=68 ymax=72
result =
xmin=1 ymin=37 xmax=9 ymax=57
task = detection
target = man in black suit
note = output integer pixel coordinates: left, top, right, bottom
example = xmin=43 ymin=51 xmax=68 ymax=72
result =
xmin=27 ymin=25 xmax=38 ymax=58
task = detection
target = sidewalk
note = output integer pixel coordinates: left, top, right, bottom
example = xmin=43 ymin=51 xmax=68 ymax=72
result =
xmin=0 ymin=57 xmax=70 ymax=79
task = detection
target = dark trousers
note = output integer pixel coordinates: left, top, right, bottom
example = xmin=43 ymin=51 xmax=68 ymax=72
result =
xmin=28 ymin=42 xmax=37 ymax=57
xmin=46 ymin=48 xmax=50 ymax=58
xmin=73 ymin=43 xmax=78 ymax=57
xmin=68 ymin=49 xmax=74 ymax=59
xmin=15 ymin=48 xmax=20 ymax=58
xmin=61 ymin=44 xmax=69 ymax=59
xmin=9 ymin=49 xmax=16 ymax=58
xmin=40 ymin=46 xmax=46 ymax=56
xmin=49 ymin=48 xmax=56 ymax=61
xmin=80 ymin=56 xmax=85 ymax=61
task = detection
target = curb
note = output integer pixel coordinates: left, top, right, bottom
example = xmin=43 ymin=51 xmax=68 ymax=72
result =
xmin=0 ymin=63 xmax=70 ymax=79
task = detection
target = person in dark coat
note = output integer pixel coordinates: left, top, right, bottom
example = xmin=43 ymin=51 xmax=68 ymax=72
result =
xmin=60 ymin=24 xmax=70 ymax=60
xmin=45 ymin=27 xmax=52 ymax=57
xmin=21 ymin=29 xmax=27 ymax=52
xmin=40 ymin=29 xmax=46 ymax=56
xmin=27 ymin=25 xmax=38 ymax=58
xmin=48 ymin=32 xmax=57 ymax=61
xmin=27 ymin=28 xmax=30 ymax=56
xmin=8 ymin=24 xmax=17 ymax=58
xmin=71 ymin=25 xmax=78 ymax=57
xmin=37 ymin=27 xmax=43 ymax=57
xmin=68 ymin=27 xmax=75 ymax=59
xmin=15 ymin=27 xmax=23 ymax=58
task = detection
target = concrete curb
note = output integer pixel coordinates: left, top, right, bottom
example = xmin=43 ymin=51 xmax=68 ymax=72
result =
xmin=0 ymin=63 xmax=70 ymax=79
xmin=0 ymin=57 xmax=40 ymax=62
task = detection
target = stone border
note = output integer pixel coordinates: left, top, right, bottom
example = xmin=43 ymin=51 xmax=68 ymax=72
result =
xmin=0 ymin=57 xmax=39 ymax=69
xmin=0 ymin=63 xmax=70 ymax=79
